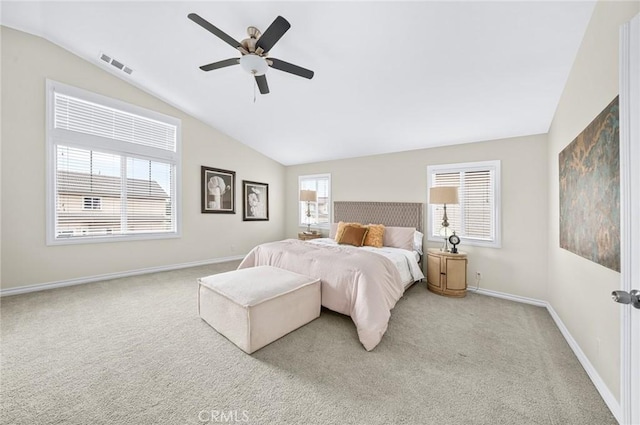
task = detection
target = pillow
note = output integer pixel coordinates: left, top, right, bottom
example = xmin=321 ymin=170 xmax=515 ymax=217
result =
xmin=383 ymin=226 xmax=416 ymax=251
xmin=414 ymin=231 xmax=424 ymax=255
xmin=363 ymin=224 xmax=385 ymax=248
xmin=337 ymin=225 xmax=369 ymax=247
xmin=334 ymin=221 xmax=363 ymax=241
xmin=329 ymin=223 xmax=339 ymax=239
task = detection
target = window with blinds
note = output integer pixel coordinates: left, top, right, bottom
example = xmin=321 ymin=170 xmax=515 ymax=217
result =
xmin=427 ymin=161 xmax=501 ymax=248
xmin=46 ymin=80 xmax=181 ymax=244
xmin=298 ymin=174 xmax=331 ymax=229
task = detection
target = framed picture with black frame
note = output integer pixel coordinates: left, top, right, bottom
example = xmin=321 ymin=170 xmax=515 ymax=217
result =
xmin=201 ymin=166 xmax=235 ymax=214
xmin=242 ymin=180 xmax=269 ymax=221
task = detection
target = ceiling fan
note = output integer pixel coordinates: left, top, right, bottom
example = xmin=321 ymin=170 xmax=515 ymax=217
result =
xmin=188 ymin=13 xmax=314 ymax=95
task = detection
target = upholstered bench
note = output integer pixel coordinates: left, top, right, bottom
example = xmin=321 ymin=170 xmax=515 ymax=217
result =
xmin=198 ymin=266 xmax=321 ymax=354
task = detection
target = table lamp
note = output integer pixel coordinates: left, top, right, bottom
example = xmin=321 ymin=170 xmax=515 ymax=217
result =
xmin=299 ymin=190 xmax=317 ymax=234
xmin=429 ymin=186 xmax=458 ymax=251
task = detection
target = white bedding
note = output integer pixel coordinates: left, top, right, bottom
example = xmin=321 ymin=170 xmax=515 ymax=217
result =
xmin=238 ymin=238 xmax=424 ymax=351
xmin=307 ymin=238 xmax=424 ymax=287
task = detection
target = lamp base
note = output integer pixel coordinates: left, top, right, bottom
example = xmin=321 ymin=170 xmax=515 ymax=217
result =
xmin=441 ymin=238 xmax=450 ymax=252
xmin=438 ymin=226 xmax=453 ymax=252
xmin=305 ymin=202 xmax=312 ymax=234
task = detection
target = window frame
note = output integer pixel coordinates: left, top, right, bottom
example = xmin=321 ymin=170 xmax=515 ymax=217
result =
xmin=427 ymin=160 xmax=501 ymax=248
xmin=298 ymin=173 xmax=332 ymax=230
xmin=46 ymin=80 xmax=182 ymax=245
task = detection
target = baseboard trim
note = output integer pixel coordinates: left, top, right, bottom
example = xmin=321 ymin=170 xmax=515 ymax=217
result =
xmin=475 ymin=287 xmax=621 ymax=422
xmin=545 ymin=303 xmax=622 ymax=423
xmin=473 ymin=287 xmax=547 ymax=307
xmin=0 ymin=255 xmax=246 ymax=297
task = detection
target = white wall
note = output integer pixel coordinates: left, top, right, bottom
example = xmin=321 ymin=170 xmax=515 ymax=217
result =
xmin=286 ymin=134 xmax=548 ymax=300
xmin=0 ymin=27 xmax=286 ymax=290
xmin=547 ymin=0 xmax=640 ymax=403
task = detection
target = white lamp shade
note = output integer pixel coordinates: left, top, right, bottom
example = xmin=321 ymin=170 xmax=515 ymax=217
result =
xmin=239 ymin=54 xmax=269 ymax=76
xmin=300 ymin=190 xmax=317 ymax=202
xmin=429 ymin=186 xmax=458 ymax=204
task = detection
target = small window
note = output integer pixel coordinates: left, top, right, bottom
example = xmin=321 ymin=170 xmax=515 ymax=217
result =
xmin=427 ymin=161 xmax=501 ymax=248
xmin=82 ymin=197 xmax=102 ymax=210
xmin=298 ymin=174 xmax=331 ymax=229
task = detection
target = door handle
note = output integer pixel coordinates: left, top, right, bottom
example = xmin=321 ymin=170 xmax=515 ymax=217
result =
xmin=611 ymin=289 xmax=640 ymax=309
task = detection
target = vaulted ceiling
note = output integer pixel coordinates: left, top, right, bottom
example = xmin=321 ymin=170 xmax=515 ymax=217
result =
xmin=1 ymin=1 xmax=596 ymax=165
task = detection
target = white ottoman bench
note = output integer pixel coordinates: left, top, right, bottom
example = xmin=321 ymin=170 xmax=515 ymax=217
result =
xmin=198 ymin=265 xmax=321 ymax=354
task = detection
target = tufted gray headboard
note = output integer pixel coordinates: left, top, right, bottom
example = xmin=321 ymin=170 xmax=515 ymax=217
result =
xmin=333 ymin=202 xmax=424 ymax=233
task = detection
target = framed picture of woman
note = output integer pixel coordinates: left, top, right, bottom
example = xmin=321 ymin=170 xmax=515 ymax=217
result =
xmin=242 ymin=180 xmax=269 ymax=221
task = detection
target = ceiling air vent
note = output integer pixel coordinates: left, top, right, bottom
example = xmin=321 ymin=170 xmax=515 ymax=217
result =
xmin=99 ymin=53 xmax=133 ymax=76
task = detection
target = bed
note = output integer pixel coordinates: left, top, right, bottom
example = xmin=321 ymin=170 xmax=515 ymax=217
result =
xmin=238 ymin=201 xmax=425 ymax=351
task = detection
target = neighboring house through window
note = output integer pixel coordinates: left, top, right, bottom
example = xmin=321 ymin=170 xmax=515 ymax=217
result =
xmin=298 ymin=174 xmax=331 ymax=230
xmin=46 ymin=80 xmax=181 ymax=244
xmin=82 ymin=197 xmax=102 ymax=210
xmin=427 ymin=160 xmax=501 ymax=248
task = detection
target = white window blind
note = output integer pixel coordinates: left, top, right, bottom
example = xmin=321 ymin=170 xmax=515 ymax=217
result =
xmin=463 ymin=170 xmax=493 ymax=240
xmin=298 ymin=174 xmax=331 ymax=229
xmin=54 ymin=93 xmax=176 ymax=152
xmin=428 ymin=161 xmax=501 ymax=248
xmin=47 ymin=80 xmax=181 ymax=244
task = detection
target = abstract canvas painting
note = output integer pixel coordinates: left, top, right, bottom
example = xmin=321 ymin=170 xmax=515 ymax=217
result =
xmin=559 ymin=96 xmax=620 ymax=272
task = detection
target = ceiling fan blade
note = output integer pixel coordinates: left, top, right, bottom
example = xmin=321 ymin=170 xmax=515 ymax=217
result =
xmin=256 ymin=16 xmax=290 ymax=53
xmin=268 ymin=58 xmax=314 ymax=79
xmin=255 ymin=75 xmax=270 ymax=94
xmin=188 ymin=13 xmax=242 ymax=50
xmin=199 ymin=58 xmax=240 ymax=72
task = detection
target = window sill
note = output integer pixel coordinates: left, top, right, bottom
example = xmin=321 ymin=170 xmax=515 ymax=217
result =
xmin=47 ymin=232 xmax=181 ymax=246
xmin=427 ymin=236 xmax=501 ymax=249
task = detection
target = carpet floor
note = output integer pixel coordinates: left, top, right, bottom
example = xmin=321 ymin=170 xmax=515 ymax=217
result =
xmin=1 ymin=261 xmax=615 ymax=425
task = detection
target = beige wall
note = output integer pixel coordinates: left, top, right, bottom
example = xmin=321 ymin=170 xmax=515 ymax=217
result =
xmin=0 ymin=27 xmax=286 ymax=290
xmin=286 ymin=134 xmax=549 ymax=300
xmin=547 ymin=0 xmax=639 ymax=403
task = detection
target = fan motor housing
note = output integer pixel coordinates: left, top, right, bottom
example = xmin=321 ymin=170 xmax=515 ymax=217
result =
xmin=241 ymin=27 xmax=262 ymax=53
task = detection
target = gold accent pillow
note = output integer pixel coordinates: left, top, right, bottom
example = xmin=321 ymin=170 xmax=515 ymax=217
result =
xmin=337 ymin=225 xmax=369 ymax=247
xmin=364 ymin=224 xmax=385 ymax=248
xmin=334 ymin=221 xmax=363 ymax=242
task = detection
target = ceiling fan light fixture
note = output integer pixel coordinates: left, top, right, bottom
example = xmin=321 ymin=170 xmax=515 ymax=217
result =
xmin=240 ymin=54 xmax=268 ymax=76
xmin=189 ymin=13 xmax=313 ymax=94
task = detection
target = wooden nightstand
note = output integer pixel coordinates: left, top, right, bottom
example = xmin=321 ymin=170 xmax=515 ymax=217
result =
xmin=426 ymin=248 xmax=468 ymax=297
xmin=298 ymin=232 xmax=322 ymax=241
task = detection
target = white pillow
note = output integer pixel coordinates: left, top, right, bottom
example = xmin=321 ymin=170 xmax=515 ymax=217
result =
xmin=382 ymin=226 xmax=415 ymax=251
xmin=414 ymin=231 xmax=424 ymax=255
xmin=329 ymin=223 xmax=339 ymax=239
